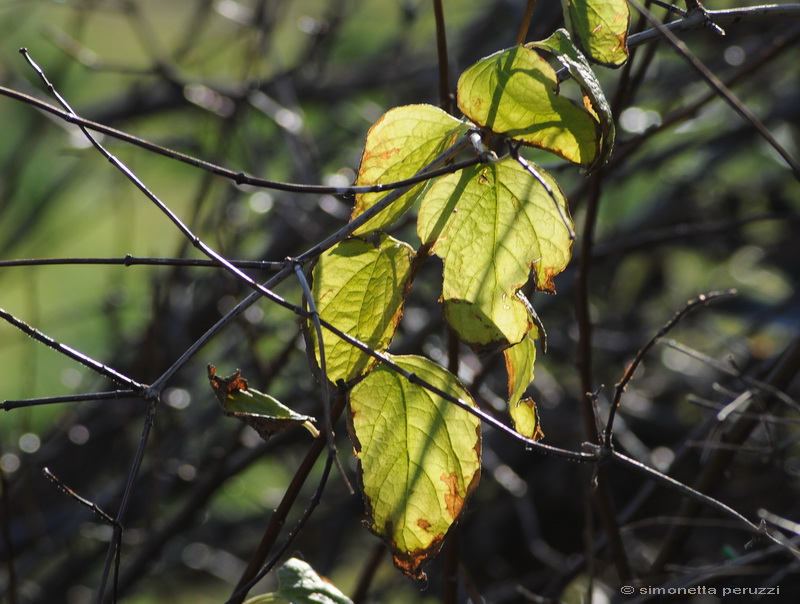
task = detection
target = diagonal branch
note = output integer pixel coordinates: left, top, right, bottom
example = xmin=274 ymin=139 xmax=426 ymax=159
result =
xmin=605 ymin=290 xmax=738 ymax=447
xmin=627 ymin=0 xmax=800 ymax=180
xmin=0 ymin=308 xmax=144 ymax=392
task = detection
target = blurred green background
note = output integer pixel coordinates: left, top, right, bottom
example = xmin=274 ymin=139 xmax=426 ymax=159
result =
xmin=1 ymin=1 xmax=799 ymax=603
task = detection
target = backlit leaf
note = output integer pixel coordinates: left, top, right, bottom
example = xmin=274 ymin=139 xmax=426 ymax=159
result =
xmin=505 ymin=333 xmax=536 ymax=408
xmin=457 ymin=45 xmax=600 ymax=166
xmin=208 ymin=365 xmax=317 ymax=439
xmin=348 ymin=354 xmax=481 ymax=579
xmin=562 ymin=0 xmax=630 ymax=67
xmin=528 ymin=29 xmax=615 ymax=169
xmin=352 ymin=104 xmax=467 ymax=235
xmin=310 ymin=234 xmax=415 ymax=384
xmin=504 ymin=335 xmax=544 ymax=440
xmin=417 ymin=159 xmax=572 ymax=350
xmin=244 ymin=557 xmax=353 ymax=604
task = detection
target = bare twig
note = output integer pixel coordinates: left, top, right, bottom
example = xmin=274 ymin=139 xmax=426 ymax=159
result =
xmin=228 ymin=394 xmax=347 ymax=603
xmin=627 ymin=3 xmax=800 ymax=48
xmin=0 ymin=83 xmax=478 ymax=197
xmin=228 ymin=454 xmax=335 ymax=604
xmin=351 ymin=544 xmax=385 ymax=604
xmin=0 ymin=308 xmax=144 ymax=392
xmin=609 ymin=449 xmax=800 ymax=558
xmin=2 ymin=390 xmax=138 ymax=412
xmin=651 ymin=336 xmax=800 ymax=572
xmin=0 ymin=255 xmax=285 ymax=270
xmin=627 ymin=0 xmax=800 ymax=180
xmin=605 ymin=290 xmax=738 ymax=447
xmin=292 ymin=261 xmax=352 ymax=493
xmin=42 ymin=467 xmax=116 ymax=524
xmin=515 ymin=0 xmax=538 ymax=45
xmin=664 ymin=340 xmax=800 ymax=415
xmin=432 ymin=0 xmax=452 ymax=113
xmin=96 ymin=398 xmax=159 ymax=603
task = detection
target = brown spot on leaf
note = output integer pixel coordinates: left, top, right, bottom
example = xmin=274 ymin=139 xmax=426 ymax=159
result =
xmin=378 ymin=147 xmax=401 ymax=160
xmin=440 ymin=472 xmax=463 ymax=519
xmin=538 ymin=267 xmax=559 ymax=293
xmin=207 ymin=364 xmax=249 ymax=407
xmin=417 ymin=518 xmax=432 ymax=532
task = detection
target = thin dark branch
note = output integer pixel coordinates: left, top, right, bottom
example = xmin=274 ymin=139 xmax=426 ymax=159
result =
xmin=665 ymin=340 xmax=800 ymax=416
xmin=228 ymin=394 xmax=347 ymax=603
xmin=627 ymin=4 xmax=800 ymax=48
xmin=292 ymin=262 xmax=353 ymax=493
xmin=610 ymin=448 xmax=800 ymax=559
xmin=2 ymin=390 xmax=138 ymax=411
xmin=148 ymin=135 xmax=478 ymax=393
xmin=651 ymin=336 xmax=800 ymax=571
xmin=0 ymin=308 xmax=144 ymax=392
xmin=96 ymin=398 xmax=159 ymax=604
xmin=228 ymin=454 xmax=335 ymax=603
xmin=432 ymin=0 xmax=452 ymax=113
xmin=351 ymin=544 xmax=385 ymax=604
xmin=627 ymin=0 xmax=800 ymax=180
xmin=42 ymin=467 xmax=116 ymax=525
xmin=605 ymin=290 xmax=738 ymax=447
xmin=515 ymin=0 xmax=537 ymax=45
xmin=0 ymin=83 xmax=477 ymax=196
xmin=593 ymin=213 xmax=800 ymax=259
xmin=0 ymin=255 xmax=285 ymax=270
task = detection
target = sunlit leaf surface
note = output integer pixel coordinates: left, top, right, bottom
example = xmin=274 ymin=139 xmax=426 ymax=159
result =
xmin=504 ymin=335 xmax=544 ymax=440
xmin=349 ymin=354 xmax=481 ymax=578
xmin=352 ymin=104 xmax=467 ymax=235
xmin=457 ymin=45 xmax=600 ymax=165
xmin=310 ymin=234 xmax=415 ymax=384
xmin=417 ymin=159 xmax=572 ymax=350
xmin=529 ymin=28 xmax=615 ymax=169
xmin=562 ymin=0 xmax=630 ymax=67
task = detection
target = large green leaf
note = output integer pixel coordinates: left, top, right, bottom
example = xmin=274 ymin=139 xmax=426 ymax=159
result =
xmin=309 ymin=234 xmax=415 ymax=384
xmin=528 ymin=29 xmax=615 ymax=170
xmin=504 ymin=335 xmax=544 ymax=440
xmin=417 ymin=159 xmax=572 ymax=350
xmin=244 ymin=557 xmax=353 ymax=604
xmin=457 ymin=45 xmax=600 ymax=166
xmin=348 ymin=354 xmax=481 ymax=579
xmin=352 ymin=104 xmax=467 ymax=236
xmin=562 ymin=0 xmax=630 ymax=67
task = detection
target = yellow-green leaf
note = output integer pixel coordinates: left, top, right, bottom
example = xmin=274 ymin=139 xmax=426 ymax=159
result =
xmin=510 ymin=398 xmax=544 ymax=441
xmin=208 ymin=365 xmax=317 ymax=440
xmin=562 ymin=0 xmax=630 ymax=67
xmin=505 ymin=334 xmax=536 ymax=407
xmin=310 ymin=234 xmax=415 ymax=384
xmin=528 ymin=29 xmax=615 ymax=169
xmin=243 ymin=558 xmax=353 ymax=604
xmin=417 ymin=159 xmax=572 ymax=350
xmin=352 ymin=104 xmax=467 ymax=236
xmin=504 ymin=336 xmax=544 ymax=440
xmin=457 ymin=45 xmax=600 ymax=166
xmin=348 ymin=354 xmax=481 ymax=579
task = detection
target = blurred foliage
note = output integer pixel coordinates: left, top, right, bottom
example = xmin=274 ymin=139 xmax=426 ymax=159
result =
xmin=1 ymin=1 xmax=800 ymax=603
